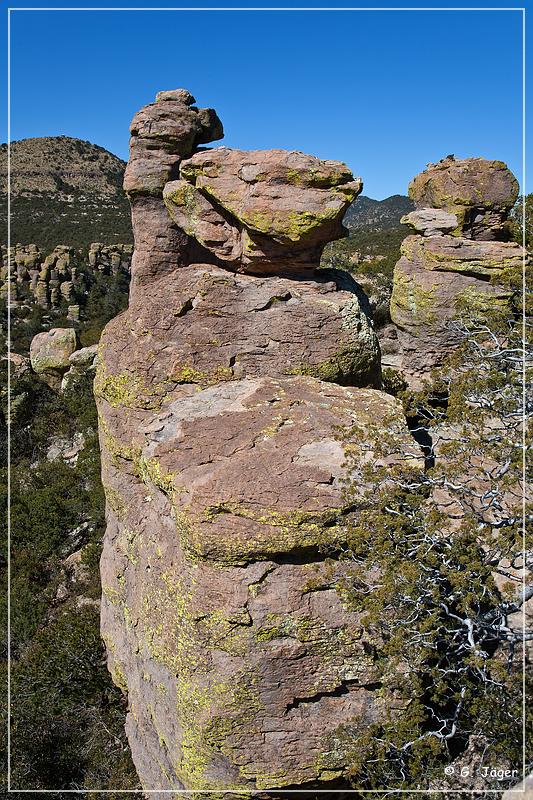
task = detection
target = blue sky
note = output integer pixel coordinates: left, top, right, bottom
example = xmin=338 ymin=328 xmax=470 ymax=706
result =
xmin=2 ymin=2 xmax=527 ymax=199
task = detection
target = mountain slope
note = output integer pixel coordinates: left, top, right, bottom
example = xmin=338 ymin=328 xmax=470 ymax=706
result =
xmin=344 ymin=193 xmax=414 ymax=230
xmin=0 ymin=137 xmax=133 ymax=250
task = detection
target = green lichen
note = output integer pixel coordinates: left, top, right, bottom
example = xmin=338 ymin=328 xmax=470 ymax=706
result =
xmin=110 ymin=661 xmax=128 ymax=694
xmin=284 ymin=345 xmax=374 ymax=385
xmin=103 ymin=485 xmax=126 ymax=519
xmin=454 ymin=285 xmax=510 ymax=316
xmin=138 ymin=456 xmax=177 ymax=496
xmin=102 ymin=584 xmax=122 ymax=606
xmin=94 ymin=363 xmax=170 ymax=410
xmin=390 ymin=272 xmax=437 ymax=326
xmin=171 ymin=363 xmax=234 ymax=385
xmin=195 ymin=501 xmax=347 ymax=566
xmin=140 ymin=570 xmax=262 ymax=792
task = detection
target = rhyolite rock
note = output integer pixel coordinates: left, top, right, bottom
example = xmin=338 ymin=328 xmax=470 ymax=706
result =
xmin=30 ymin=327 xmax=77 ymax=386
xmin=123 ymin=91 xmax=224 ymax=296
xmin=400 ymin=208 xmax=458 ymax=237
xmin=408 ymin=155 xmax=519 ymax=240
xmin=0 ymin=241 xmax=132 ymax=307
xmin=391 ymin=156 xmax=526 ymax=387
xmin=97 ymin=90 xmax=407 ymax=798
xmin=164 ymin=147 xmax=361 ymax=273
xmin=69 ymin=343 xmax=99 ymax=367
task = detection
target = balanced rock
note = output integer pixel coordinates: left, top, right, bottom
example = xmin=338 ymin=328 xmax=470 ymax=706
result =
xmin=391 ymin=157 xmax=525 ymax=386
xmin=156 ymin=88 xmax=196 ymax=105
xmin=69 ymin=344 xmax=99 ymax=367
xmin=165 ymin=147 xmax=361 ymax=273
xmin=408 ymin=155 xmax=519 ymax=240
xmin=401 ymin=208 xmax=458 ymax=237
xmin=96 ymin=90 xmax=407 ymax=797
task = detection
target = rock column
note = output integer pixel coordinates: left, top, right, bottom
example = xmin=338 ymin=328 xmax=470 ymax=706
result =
xmin=96 ymin=90 xmax=413 ymax=797
xmin=390 ymin=156 xmax=524 ymax=387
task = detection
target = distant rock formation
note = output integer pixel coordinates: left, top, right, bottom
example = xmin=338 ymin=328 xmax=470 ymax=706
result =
xmin=29 ymin=329 xmax=98 ymax=391
xmin=30 ymin=327 xmax=78 ymax=388
xmin=390 ymin=156 xmax=525 ymax=386
xmin=96 ymin=90 xmax=413 ymax=797
xmin=1 ymin=242 xmax=132 ymax=309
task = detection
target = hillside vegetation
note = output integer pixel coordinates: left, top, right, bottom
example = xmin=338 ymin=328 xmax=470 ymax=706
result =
xmin=0 ymin=138 xmax=132 ymax=251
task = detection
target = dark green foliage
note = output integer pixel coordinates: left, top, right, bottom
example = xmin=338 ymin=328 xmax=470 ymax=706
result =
xmin=322 ymin=226 xmax=410 ymax=282
xmin=337 ymin=308 xmax=531 ymax=790
xmin=0 ymin=367 xmax=139 ymax=791
xmin=381 ymin=366 xmax=408 ymax=396
xmin=509 ymin=192 xmax=533 ymax=248
xmin=1 ymin=192 xmax=132 ymax=253
xmin=78 ymin=268 xmax=130 ymax=347
xmin=9 ymin=606 xmax=139 ymax=792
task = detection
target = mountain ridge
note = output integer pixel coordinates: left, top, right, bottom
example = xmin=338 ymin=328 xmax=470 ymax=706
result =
xmin=0 ymin=136 xmax=132 ymax=250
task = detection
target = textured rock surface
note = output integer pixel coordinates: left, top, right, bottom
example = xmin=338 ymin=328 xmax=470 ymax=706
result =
xmin=123 ymin=91 xmax=223 ymax=296
xmin=400 ymin=208 xmax=458 ymax=237
xmin=30 ymin=327 xmax=77 ymax=388
xmin=165 ymin=147 xmax=361 ymax=273
xmin=408 ymin=155 xmax=519 ymax=240
xmin=97 ymin=90 xmax=405 ymax=796
xmin=391 ymin=156 xmax=525 ymax=385
xmin=30 ymin=327 xmax=77 ymax=373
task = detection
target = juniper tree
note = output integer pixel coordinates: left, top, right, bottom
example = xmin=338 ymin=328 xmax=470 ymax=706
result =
xmin=337 ymin=306 xmax=532 ymax=791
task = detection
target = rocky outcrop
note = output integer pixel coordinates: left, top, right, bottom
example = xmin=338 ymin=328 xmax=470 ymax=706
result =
xmin=123 ymin=89 xmax=223 ymax=294
xmin=164 ymin=148 xmax=361 ymax=273
xmin=96 ymin=90 xmax=411 ymax=797
xmin=407 ymin=156 xmax=518 ymax=241
xmin=390 ymin=156 xmax=524 ymax=386
xmin=28 ymin=331 xmax=99 ymax=392
xmin=30 ymin=327 xmax=77 ymax=388
xmin=1 ymin=242 xmax=132 ymax=308
xmin=61 ymin=344 xmax=99 ymax=392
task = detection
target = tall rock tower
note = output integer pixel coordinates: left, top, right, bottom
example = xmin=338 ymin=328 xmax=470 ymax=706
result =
xmin=96 ymin=90 xmax=414 ymax=797
xmin=390 ymin=156 xmax=524 ymax=387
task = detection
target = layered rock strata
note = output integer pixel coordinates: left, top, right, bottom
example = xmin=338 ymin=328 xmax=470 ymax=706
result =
xmin=97 ymin=90 xmax=411 ymax=797
xmin=390 ymin=156 xmax=524 ymax=385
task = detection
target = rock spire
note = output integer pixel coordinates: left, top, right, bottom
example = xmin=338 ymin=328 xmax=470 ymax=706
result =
xmin=390 ymin=155 xmax=524 ymax=385
xmin=95 ymin=90 xmax=412 ymax=797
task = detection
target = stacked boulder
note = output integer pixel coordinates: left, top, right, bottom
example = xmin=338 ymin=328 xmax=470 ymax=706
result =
xmin=164 ymin=147 xmax=362 ymax=273
xmin=29 ymin=328 xmax=98 ymax=391
xmin=390 ymin=156 xmax=524 ymax=386
xmin=96 ymin=90 xmax=416 ymax=797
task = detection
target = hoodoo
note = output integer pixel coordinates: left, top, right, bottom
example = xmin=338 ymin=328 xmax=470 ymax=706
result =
xmin=96 ymin=90 xmax=416 ymax=796
xmin=390 ymin=155 xmax=523 ymax=386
